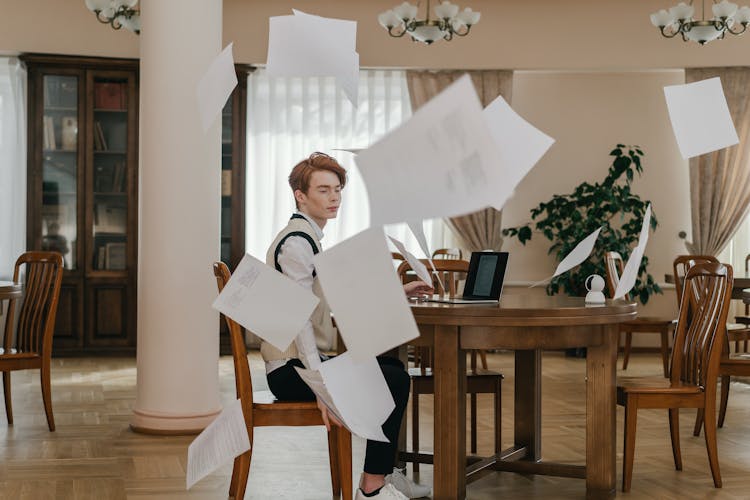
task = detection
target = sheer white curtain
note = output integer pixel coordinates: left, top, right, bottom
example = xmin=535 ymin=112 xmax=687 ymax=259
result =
xmin=0 ymin=57 xmax=27 ymax=278
xmin=245 ymin=68 xmax=455 ymax=259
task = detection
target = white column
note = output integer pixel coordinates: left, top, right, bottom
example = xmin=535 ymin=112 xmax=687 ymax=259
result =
xmin=131 ymin=0 xmax=222 ymax=433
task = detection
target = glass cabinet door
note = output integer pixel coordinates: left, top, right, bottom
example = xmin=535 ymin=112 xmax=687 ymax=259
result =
xmin=91 ymin=75 xmax=129 ymax=272
xmin=220 ymin=97 xmax=233 ymax=264
xmin=41 ymin=75 xmax=79 ymax=270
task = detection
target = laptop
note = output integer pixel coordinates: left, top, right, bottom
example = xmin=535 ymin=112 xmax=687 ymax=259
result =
xmin=426 ymin=251 xmax=509 ymax=304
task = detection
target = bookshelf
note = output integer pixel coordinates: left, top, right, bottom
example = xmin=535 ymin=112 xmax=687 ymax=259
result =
xmin=23 ymin=54 xmax=139 ymax=356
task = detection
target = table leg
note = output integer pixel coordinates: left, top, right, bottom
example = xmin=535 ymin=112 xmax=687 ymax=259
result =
xmin=514 ymin=349 xmax=541 ymax=460
xmin=586 ymin=325 xmax=617 ymax=498
xmin=433 ymin=324 xmax=466 ymax=500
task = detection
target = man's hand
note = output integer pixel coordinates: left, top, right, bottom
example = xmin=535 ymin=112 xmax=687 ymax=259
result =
xmin=317 ymin=398 xmax=343 ymax=431
xmin=403 ymin=280 xmax=434 ymax=297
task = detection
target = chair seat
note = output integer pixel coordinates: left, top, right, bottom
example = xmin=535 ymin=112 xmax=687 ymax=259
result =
xmin=252 ymin=390 xmax=318 ymax=410
xmin=407 ymin=367 xmax=503 ymax=379
xmin=617 ymin=377 xmax=702 ymax=395
xmin=726 ymin=323 xmax=750 ymax=331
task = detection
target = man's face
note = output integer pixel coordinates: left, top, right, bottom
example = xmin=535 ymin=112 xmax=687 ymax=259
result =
xmin=295 ymin=170 xmax=342 ymax=222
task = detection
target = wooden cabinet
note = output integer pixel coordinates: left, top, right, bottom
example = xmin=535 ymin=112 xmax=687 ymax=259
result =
xmin=23 ymin=54 xmax=139 ymax=356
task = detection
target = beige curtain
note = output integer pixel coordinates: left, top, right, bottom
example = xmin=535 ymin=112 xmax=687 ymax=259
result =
xmin=685 ymin=67 xmax=750 ymax=256
xmin=406 ymin=70 xmax=512 ymax=252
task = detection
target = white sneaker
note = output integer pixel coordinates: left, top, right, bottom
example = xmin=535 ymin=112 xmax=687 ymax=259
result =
xmin=355 ymin=483 xmax=409 ymax=500
xmin=385 ymin=467 xmax=432 ymax=498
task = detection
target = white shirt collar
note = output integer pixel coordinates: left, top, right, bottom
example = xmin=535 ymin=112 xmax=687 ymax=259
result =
xmin=295 ymin=212 xmax=325 ymax=241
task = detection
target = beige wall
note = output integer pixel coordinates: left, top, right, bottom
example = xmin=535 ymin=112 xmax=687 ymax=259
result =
xmin=4 ymin=1 xmax=750 ymax=68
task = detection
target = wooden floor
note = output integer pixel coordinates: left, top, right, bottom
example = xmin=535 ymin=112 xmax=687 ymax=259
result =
xmin=2 ymin=351 xmax=750 ymax=499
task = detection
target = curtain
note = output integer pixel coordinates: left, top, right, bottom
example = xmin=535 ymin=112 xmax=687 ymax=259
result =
xmin=245 ymin=69 xmax=456 ymax=260
xmin=0 ymin=57 xmax=27 ymax=279
xmin=406 ymin=70 xmax=512 ymax=252
xmin=685 ymin=67 xmax=750 ymax=256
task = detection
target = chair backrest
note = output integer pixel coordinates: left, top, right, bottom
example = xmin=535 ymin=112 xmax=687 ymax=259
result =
xmin=397 ymin=259 xmax=469 ymax=297
xmin=670 ymin=262 xmax=733 ymax=389
xmin=432 ymin=248 xmax=463 ymax=260
xmin=672 ymin=255 xmax=719 ymax=305
xmin=603 ymin=251 xmax=625 ymax=299
xmin=745 ymin=253 xmax=750 ymax=315
xmin=213 ymin=262 xmax=254 ymax=409
xmin=3 ymin=251 xmax=64 ymax=356
xmin=391 ymin=252 xmax=405 ymax=262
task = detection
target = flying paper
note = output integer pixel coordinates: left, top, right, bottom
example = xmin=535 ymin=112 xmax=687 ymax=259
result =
xmin=266 ymin=10 xmax=359 ymax=106
xmin=482 ymin=95 xmax=555 ymax=207
xmin=186 ymin=399 xmax=250 ymax=489
xmin=664 ymin=77 xmax=738 ymax=159
xmin=296 ymin=353 xmax=395 ymax=442
xmin=314 ymin=227 xmax=421 ymax=360
xmin=531 ymin=227 xmax=602 ymax=287
xmin=356 ymin=75 xmax=507 ymax=226
xmin=388 ymin=236 xmax=433 ymax=286
xmin=196 ymin=43 xmax=238 ymax=132
xmin=212 ymin=253 xmax=319 ymax=352
xmin=614 ymin=204 xmax=652 ymax=300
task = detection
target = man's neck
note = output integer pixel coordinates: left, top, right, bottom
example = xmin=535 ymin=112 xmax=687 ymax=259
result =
xmin=298 ymin=210 xmax=326 ymax=230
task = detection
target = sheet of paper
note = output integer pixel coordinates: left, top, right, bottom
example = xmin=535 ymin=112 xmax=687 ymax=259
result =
xmin=313 ymin=227 xmax=421 ymax=360
xmin=355 ymin=75 xmax=508 ymax=226
xmin=196 ymin=43 xmax=238 ymax=133
xmin=388 ymin=236 xmax=432 ymax=286
xmin=482 ymin=95 xmax=555 ymax=207
xmin=664 ymin=77 xmax=738 ymax=159
xmin=296 ymin=353 xmax=394 ymax=442
xmin=186 ymin=399 xmax=250 ymax=489
xmin=614 ymin=204 xmax=652 ymax=300
xmin=266 ymin=11 xmax=359 ymax=105
xmin=211 ymin=253 xmax=319 ymax=352
xmin=530 ymin=227 xmax=602 ymax=287
xmin=407 ymin=221 xmax=431 ymax=259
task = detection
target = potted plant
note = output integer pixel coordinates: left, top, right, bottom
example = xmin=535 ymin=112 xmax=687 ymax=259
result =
xmin=503 ymin=144 xmax=661 ymax=305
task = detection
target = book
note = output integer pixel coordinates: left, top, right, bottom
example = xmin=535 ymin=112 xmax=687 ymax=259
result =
xmin=45 ymin=116 xmax=56 ymax=150
xmin=112 ymin=163 xmax=126 ymax=193
xmin=105 ymin=242 xmax=126 ymax=270
xmin=97 ymin=245 xmax=106 ymax=270
xmin=94 ymin=121 xmax=108 ymax=151
xmin=95 ymin=82 xmax=125 ymax=110
xmin=221 ymin=170 xmax=232 ymax=196
xmin=61 ymin=116 xmax=77 ymax=150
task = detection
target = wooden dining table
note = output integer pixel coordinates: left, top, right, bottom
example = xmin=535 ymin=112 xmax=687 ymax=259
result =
xmin=408 ymin=295 xmax=636 ymax=500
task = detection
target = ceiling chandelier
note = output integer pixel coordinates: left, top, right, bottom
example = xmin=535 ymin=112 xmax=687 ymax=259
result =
xmin=650 ymin=0 xmax=750 ymax=44
xmin=378 ymin=1 xmax=480 ymax=44
xmin=84 ymin=0 xmax=141 ymax=34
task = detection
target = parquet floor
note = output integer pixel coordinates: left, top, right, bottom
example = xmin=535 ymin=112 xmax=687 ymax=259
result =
xmin=1 ymin=351 xmax=750 ymax=499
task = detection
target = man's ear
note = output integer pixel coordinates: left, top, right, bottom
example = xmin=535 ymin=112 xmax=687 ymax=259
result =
xmin=294 ymin=189 xmax=306 ymax=207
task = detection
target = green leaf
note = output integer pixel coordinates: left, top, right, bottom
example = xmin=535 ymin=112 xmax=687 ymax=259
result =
xmin=518 ymin=226 xmax=532 ymax=244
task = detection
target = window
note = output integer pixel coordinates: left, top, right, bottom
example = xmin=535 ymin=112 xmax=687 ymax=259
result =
xmin=245 ymin=68 xmax=455 ymax=259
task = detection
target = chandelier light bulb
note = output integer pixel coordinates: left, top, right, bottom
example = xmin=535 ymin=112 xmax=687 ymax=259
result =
xmin=713 ymin=0 xmax=739 ymax=18
xmin=392 ymin=2 xmax=418 ymax=21
xmin=434 ymin=1 xmax=460 ymax=20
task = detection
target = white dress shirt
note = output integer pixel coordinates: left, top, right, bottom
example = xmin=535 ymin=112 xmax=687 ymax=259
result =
xmin=265 ymin=212 xmax=325 ymax=374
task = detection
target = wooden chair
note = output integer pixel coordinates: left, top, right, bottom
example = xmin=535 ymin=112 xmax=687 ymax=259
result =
xmin=1 ymin=251 xmax=64 ymax=432
xmin=391 ymin=252 xmax=405 ymax=262
xmin=604 ymin=251 xmax=674 ymax=377
xmin=396 ymin=259 xmax=503 ymax=471
xmin=213 ymin=262 xmax=352 ymax=500
xmin=431 ymin=247 xmax=463 ymax=260
xmin=617 ymin=262 xmax=732 ymax=492
xmin=728 ymin=253 xmax=750 ymax=352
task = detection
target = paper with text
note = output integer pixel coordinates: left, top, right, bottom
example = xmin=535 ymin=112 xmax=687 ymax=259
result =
xmin=615 ymin=204 xmax=652 ymax=299
xmin=186 ymin=399 xmax=250 ymax=489
xmin=314 ymin=227 xmax=421 ymax=360
xmin=664 ymin=77 xmax=738 ymax=159
xmin=531 ymin=227 xmax=602 ymax=287
xmin=355 ymin=75 xmax=507 ymax=226
xmin=296 ymin=353 xmax=394 ymax=442
xmin=212 ymin=253 xmax=319 ymax=352
xmin=482 ymin=95 xmax=555 ymax=207
xmin=266 ymin=10 xmax=359 ymax=106
xmin=196 ymin=43 xmax=238 ymax=133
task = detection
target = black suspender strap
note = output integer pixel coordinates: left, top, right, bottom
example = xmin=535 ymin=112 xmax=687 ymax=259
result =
xmin=274 ymin=219 xmax=320 ymax=278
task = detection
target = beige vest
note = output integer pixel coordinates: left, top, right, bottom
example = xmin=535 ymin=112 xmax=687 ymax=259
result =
xmin=259 ymin=215 xmax=337 ymax=363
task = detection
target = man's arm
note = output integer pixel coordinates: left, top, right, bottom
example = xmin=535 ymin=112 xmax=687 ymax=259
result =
xmin=277 ymin=236 xmax=321 ymax=371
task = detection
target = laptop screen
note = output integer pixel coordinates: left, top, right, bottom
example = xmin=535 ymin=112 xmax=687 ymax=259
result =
xmin=463 ymin=252 xmax=509 ymax=300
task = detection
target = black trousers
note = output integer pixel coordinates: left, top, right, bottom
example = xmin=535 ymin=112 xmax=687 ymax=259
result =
xmin=267 ymin=356 xmax=410 ymax=475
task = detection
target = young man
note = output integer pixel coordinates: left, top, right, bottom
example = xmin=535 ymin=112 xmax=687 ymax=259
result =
xmin=262 ymin=153 xmax=432 ymax=500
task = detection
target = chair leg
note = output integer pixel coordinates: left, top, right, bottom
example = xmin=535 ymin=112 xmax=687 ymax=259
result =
xmin=668 ymin=408 xmax=682 ymax=470
xmin=328 ymin=427 xmax=341 ymax=498
xmin=660 ymin=329 xmax=670 ymax=378
xmin=470 ymin=393 xmax=477 ymax=454
xmin=412 ymin=391 xmax=419 ymax=475
xmin=479 ymin=350 xmax=488 ymax=370
xmin=337 ymin=429 xmax=353 ymax=500
xmin=622 ymin=332 xmax=633 ymax=370
xmin=703 ymin=398 xmax=723 ymax=488
xmin=228 ymin=450 xmax=252 ymax=500
xmin=2 ymin=371 xmax=12 ymax=425
xmin=718 ymin=375 xmax=731 ymax=429
xmin=622 ymin=399 xmax=637 ymax=492
xmin=494 ymin=379 xmax=501 ymax=455
xmin=693 ymin=408 xmax=704 ymax=437
xmin=40 ymin=361 xmax=55 ymax=431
